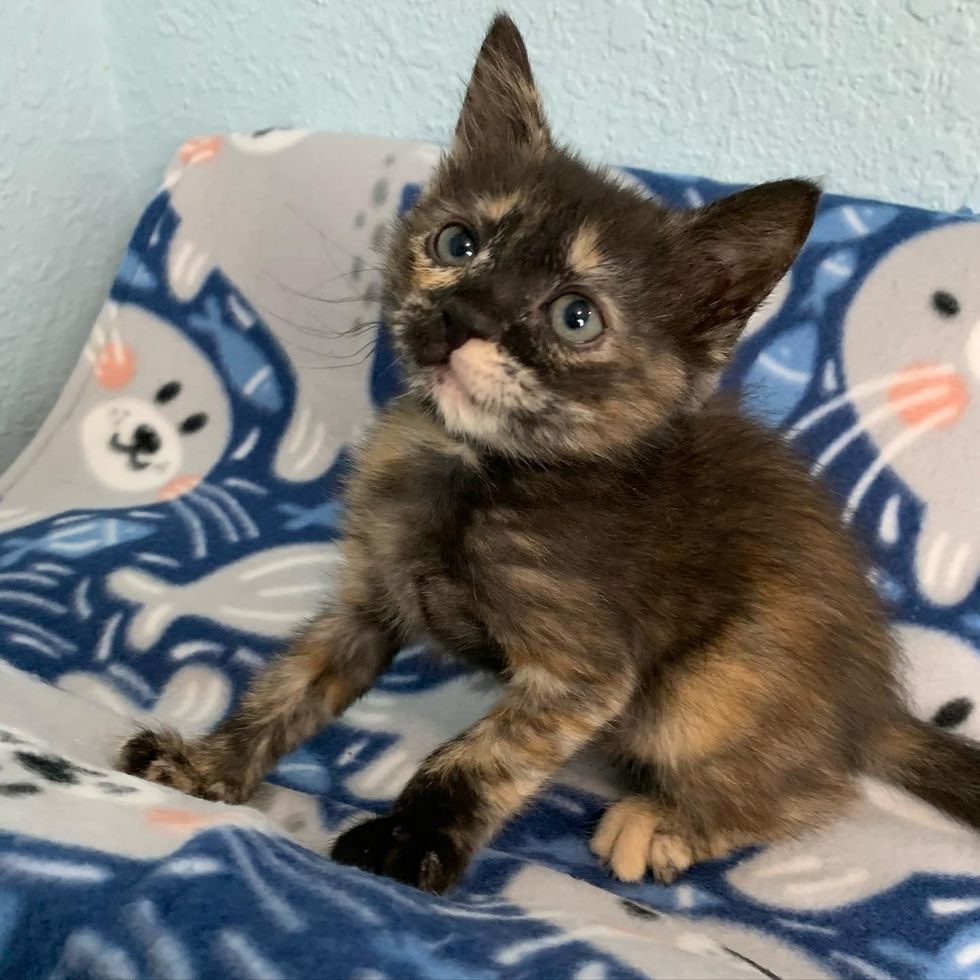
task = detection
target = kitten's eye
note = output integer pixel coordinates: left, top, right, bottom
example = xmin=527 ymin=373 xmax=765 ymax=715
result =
xmin=932 ymin=290 xmax=960 ymax=317
xmin=433 ymin=224 xmax=479 ymax=266
xmin=549 ymin=294 xmax=604 ymax=344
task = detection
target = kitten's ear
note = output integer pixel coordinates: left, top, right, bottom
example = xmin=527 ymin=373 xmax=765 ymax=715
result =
xmin=453 ymin=14 xmax=550 ymax=156
xmin=687 ymin=179 xmax=819 ymax=363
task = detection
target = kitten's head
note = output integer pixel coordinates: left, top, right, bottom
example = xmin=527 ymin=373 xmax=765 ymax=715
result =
xmin=385 ymin=14 xmax=819 ymax=460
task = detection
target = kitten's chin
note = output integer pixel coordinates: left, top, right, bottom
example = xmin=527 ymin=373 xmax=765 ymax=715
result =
xmin=428 ymin=367 xmax=507 ymax=444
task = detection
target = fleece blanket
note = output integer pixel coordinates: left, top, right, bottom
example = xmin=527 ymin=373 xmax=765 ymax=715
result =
xmin=0 ymin=130 xmax=979 ymax=980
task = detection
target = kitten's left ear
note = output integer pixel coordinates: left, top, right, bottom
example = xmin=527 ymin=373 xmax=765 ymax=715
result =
xmin=453 ymin=14 xmax=550 ymax=156
xmin=687 ymin=179 xmax=820 ymax=363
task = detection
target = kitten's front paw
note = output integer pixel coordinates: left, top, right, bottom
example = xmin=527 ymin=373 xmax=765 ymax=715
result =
xmin=116 ymin=728 xmax=247 ymax=804
xmin=331 ymin=814 xmax=468 ymax=894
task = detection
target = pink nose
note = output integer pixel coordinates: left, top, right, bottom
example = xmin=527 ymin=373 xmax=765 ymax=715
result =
xmin=888 ymin=362 xmax=969 ymax=428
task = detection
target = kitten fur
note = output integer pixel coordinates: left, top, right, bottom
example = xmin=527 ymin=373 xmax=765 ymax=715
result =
xmin=118 ymin=14 xmax=980 ymax=893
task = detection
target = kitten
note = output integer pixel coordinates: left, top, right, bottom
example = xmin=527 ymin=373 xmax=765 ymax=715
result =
xmin=117 ymin=14 xmax=980 ymax=893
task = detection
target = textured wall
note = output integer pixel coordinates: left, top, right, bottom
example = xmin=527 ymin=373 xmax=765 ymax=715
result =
xmin=0 ymin=2 xmax=135 ymax=472
xmin=1 ymin=0 xmax=977 ymax=468
xmin=103 ymin=0 xmax=979 ymax=211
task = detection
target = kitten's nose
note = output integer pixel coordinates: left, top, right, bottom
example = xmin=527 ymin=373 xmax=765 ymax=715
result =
xmin=441 ymin=297 xmax=497 ymax=352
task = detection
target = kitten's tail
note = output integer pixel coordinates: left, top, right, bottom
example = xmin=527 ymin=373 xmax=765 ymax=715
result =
xmin=871 ymin=714 xmax=980 ymax=829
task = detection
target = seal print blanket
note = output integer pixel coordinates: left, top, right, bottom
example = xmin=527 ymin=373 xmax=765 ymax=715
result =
xmin=0 ymin=131 xmax=978 ymax=979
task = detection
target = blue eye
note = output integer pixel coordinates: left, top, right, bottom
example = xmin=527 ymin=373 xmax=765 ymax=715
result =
xmin=433 ymin=223 xmax=479 ymax=265
xmin=548 ymin=293 xmax=604 ymax=344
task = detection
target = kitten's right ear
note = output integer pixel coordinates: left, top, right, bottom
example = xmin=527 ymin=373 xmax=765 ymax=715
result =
xmin=453 ymin=14 xmax=550 ymax=156
xmin=685 ymin=179 xmax=820 ymax=364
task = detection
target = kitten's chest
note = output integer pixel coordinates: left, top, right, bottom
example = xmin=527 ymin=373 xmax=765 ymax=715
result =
xmin=349 ymin=405 xmax=499 ymax=659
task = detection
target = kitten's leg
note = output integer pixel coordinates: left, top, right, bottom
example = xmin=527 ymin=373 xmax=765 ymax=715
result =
xmin=591 ymin=794 xmax=756 ymax=884
xmin=117 ymin=600 xmax=397 ymax=803
xmin=331 ymin=665 xmax=633 ymax=893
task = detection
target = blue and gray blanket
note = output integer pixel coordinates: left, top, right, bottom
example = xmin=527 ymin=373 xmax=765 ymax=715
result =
xmin=1 ymin=131 xmax=979 ymax=979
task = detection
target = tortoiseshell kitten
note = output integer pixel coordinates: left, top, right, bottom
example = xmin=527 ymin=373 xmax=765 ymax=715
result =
xmin=118 ymin=15 xmax=980 ymax=893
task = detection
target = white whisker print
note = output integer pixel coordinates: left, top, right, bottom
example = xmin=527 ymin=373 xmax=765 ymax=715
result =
xmin=829 ymin=952 xmax=896 ymax=980
xmin=843 ymin=405 xmax=957 ymax=522
xmin=95 ymin=611 xmax=124 ymax=662
xmin=227 ymin=292 xmax=256 ymax=329
xmin=878 ymin=495 xmax=902 ymax=545
xmin=233 ymin=646 xmax=265 ymax=668
xmin=73 ymin=576 xmax=93 ymax=619
xmin=287 ymin=407 xmax=311 ymax=453
xmin=822 ymin=359 xmax=839 ymax=392
xmin=775 ymin=919 xmax=838 ymax=936
xmin=198 ymin=482 xmax=259 ymax=538
xmin=253 ymin=841 xmax=385 ymax=926
xmin=231 ymin=426 xmax=261 ymax=461
xmin=295 ymin=421 xmax=327 ymax=473
xmin=787 ymin=363 xmax=954 ymax=438
xmin=222 ymin=477 xmax=268 ymax=496
xmin=929 ymin=897 xmax=980 ymax=916
xmin=188 ymin=490 xmax=240 ymax=544
xmin=126 ymin=899 xmax=197 ymax=980
xmin=107 ymin=663 xmax=156 ymax=703
xmin=0 ymin=612 xmax=75 ymax=653
xmin=169 ymin=497 xmax=208 ymax=559
xmin=242 ymin=364 xmax=273 ymax=398
xmin=136 ymin=552 xmax=181 ymax=568
xmin=945 ymin=542 xmax=974 ymax=591
xmin=0 ymin=853 xmax=110 ymax=881
xmin=239 ymin=552 xmax=335 ymax=581
xmin=497 ymin=926 xmax=612 ymax=966
xmin=50 ymin=929 xmax=138 ymax=980
xmin=217 ymin=930 xmax=285 ymax=980
xmin=0 ymin=590 xmax=68 ymax=616
xmin=0 ymin=571 xmax=58 ymax=587
xmin=220 ymin=830 xmax=305 ymax=932
xmin=157 ymin=856 xmax=226 ymax=878
xmin=922 ymin=531 xmax=951 ymax=592
xmin=31 ymin=561 xmax=71 ymax=576
xmin=6 ymin=632 xmax=59 ymax=659
xmin=110 ymin=326 xmax=126 ymax=367
xmin=169 ymin=640 xmax=224 ymax=661
xmin=810 ymin=385 xmax=948 ymax=475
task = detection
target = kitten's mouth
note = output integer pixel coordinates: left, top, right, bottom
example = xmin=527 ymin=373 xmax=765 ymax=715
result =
xmin=433 ymin=363 xmax=474 ymax=399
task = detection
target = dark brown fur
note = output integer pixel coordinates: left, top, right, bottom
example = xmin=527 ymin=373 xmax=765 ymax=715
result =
xmin=118 ymin=14 xmax=980 ymax=892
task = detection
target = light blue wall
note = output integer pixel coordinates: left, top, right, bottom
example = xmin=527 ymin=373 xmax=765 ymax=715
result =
xmin=1 ymin=0 xmax=978 ymax=468
xmin=0 ymin=2 xmax=135 ymax=470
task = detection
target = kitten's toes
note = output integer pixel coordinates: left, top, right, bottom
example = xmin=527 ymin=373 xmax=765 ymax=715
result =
xmin=117 ymin=728 xmax=191 ymax=780
xmin=592 ymin=795 xmax=700 ymax=884
xmin=116 ymin=728 xmax=246 ymax=804
xmin=647 ymin=832 xmax=695 ymax=884
xmin=592 ymin=795 xmax=659 ymax=882
xmin=331 ymin=814 xmax=467 ymax=894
